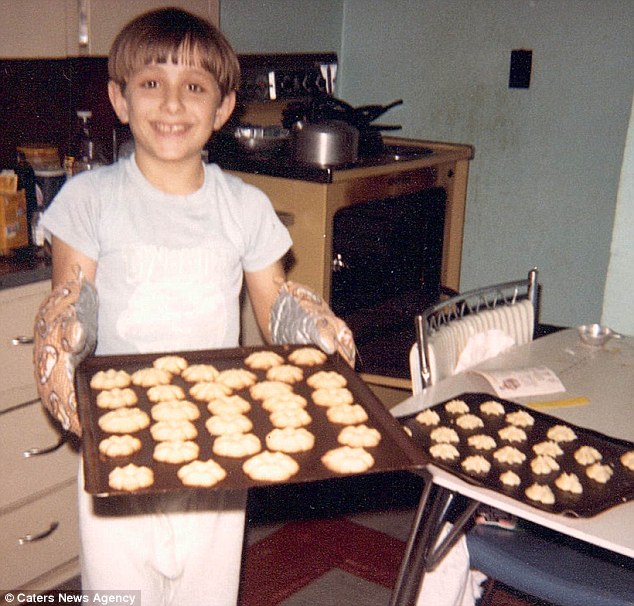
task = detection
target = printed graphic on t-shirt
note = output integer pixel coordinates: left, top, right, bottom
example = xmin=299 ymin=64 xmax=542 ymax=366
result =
xmin=117 ymin=244 xmax=229 ymax=352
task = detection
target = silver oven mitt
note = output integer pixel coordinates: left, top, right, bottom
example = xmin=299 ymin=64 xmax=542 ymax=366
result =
xmin=270 ymin=281 xmax=356 ymax=367
xmin=33 ymin=268 xmax=98 ymax=437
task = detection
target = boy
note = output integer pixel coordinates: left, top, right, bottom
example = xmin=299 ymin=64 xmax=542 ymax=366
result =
xmin=35 ymin=8 xmax=351 ymax=605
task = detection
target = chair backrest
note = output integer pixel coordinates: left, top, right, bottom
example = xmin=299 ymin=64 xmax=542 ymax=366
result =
xmin=410 ymin=268 xmax=538 ymax=394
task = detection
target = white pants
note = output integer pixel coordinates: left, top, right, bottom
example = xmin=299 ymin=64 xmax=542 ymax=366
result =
xmin=78 ymin=468 xmax=247 ymax=606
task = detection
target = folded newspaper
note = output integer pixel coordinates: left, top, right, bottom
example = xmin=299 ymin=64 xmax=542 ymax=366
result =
xmin=472 ymin=366 xmax=565 ymax=398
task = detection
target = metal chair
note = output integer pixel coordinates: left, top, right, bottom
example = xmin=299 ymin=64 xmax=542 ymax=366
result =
xmin=409 ymin=268 xmax=538 ymax=394
xmin=391 ymin=268 xmax=634 ymax=606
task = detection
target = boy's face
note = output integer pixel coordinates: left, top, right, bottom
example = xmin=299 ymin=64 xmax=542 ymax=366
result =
xmin=108 ymin=60 xmax=235 ymax=170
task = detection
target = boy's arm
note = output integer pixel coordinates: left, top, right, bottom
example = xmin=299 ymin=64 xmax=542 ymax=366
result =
xmin=244 ymin=260 xmax=286 ymax=343
xmin=33 ymin=236 xmax=98 ymax=436
xmin=51 ymin=236 xmax=97 ymax=287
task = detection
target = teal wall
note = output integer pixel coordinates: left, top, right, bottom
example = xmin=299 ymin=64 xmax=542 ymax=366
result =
xmin=221 ymin=0 xmax=634 ymax=329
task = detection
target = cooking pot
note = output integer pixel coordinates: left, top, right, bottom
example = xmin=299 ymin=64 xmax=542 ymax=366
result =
xmin=292 ymin=120 xmax=359 ymax=166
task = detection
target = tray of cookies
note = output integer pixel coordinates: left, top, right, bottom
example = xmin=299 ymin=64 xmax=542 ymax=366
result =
xmin=75 ymin=345 xmax=426 ymax=496
xmin=401 ymin=392 xmax=634 ymax=517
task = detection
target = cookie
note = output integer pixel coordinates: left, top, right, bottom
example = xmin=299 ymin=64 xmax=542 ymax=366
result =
xmin=266 ymin=364 xmax=303 ymax=384
xmin=498 ymin=425 xmax=527 ymax=443
xmin=98 ymin=434 xmax=142 ymax=458
xmin=266 ymin=427 xmax=316 ymax=453
xmin=621 ymin=451 xmax=634 ymax=470
xmin=586 ymin=463 xmax=613 ymax=484
xmin=531 ymin=455 xmax=560 ymax=474
xmin=216 ymin=368 xmax=258 ymax=390
xmin=178 ymin=459 xmax=227 ymax=487
xmin=321 ymin=446 xmax=374 ymax=474
xmin=574 ymin=445 xmax=602 ymax=465
xmin=150 ymin=419 xmax=198 ymax=442
xmin=455 ymin=414 xmax=484 ymax=430
xmin=532 ymin=441 xmax=564 ymax=457
xmin=525 ymin=483 xmax=555 ymax=505
xmin=461 ymin=455 xmax=491 ymax=474
xmin=98 ymin=407 xmax=150 ymax=434
xmin=415 ymin=409 xmax=440 ymax=426
xmin=181 ymin=364 xmax=219 ymax=382
xmin=261 ymin=392 xmax=307 ymax=413
xmin=213 ymin=433 xmax=262 ymax=458
xmin=505 ymin=410 xmax=535 ymax=427
xmin=90 ymin=369 xmax=131 ymax=390
xmin=150 ymin=400 xmax=200 ymax=422
xmin=311 ymin=387 xmax=354 ymax=407
xmin=445 ymin=399 xmax=469 ymax=414
xmin=189 ymin=381 xmax=233 ymax=401
xmin=493 ymin=446 xmax=526 ymax=465
xmin=153 ymin=355 xmax=189 ymax=375
xmin=325 ymin=404 xmax=368 ymax=426
xmin=242 ymin=451 xmax=300 ymax=482
xmin=479 ymin=400 xmax=505 ymax=416
xmin=269 ymin=407 xmax=312 ymax=429
xmin=306 ymin=370 xmax=347 ymax=389
xmin=547 ymin=424 xmax=577 ymax=443
xmin=467 ymin=434 xmax=496 ymax=451
xmin=430 ymin=443 xmax=460 ymax=461
xmin=153 ymin=440 xmax=200 ymax=464
xmin=130 ymin=367 xmax=172 ymax=387
xmin=337 ymin=424 xmax=381 ymax=448
xmin=205 ymin=413 xmax=253 ymax=436
xmin=207 ymin=395 xmax=251 ymax=416
xmin=500 ymin=470 xmax=521 ymax=487
xmin=244 ymin=350 xmax=284 ymax=370
xmin=108 ymin=464 xmax=154 ymax=491
xmin=430 ymin=426 xmax=459 ymax=444
xmin=249 ymin=380 xmax=293 ymax=401
xmin=96 ymin=387 xmax=138 ymax=409
xmin=147 ymin=384 xmax=186 ymax=402
xmin=287 ymin=347 xmax=327 ymax=366
xmin=555 ymin=472 xmax=583 ymax=494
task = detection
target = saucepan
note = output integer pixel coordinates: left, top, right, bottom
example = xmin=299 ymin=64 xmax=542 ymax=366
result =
xmin=291 ymin=119 xmax=359 ymax=166
xmin=233 ymin=125 xmax=290 ymax=153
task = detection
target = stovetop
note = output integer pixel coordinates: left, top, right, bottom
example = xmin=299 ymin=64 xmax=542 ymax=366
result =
xmin=208 ymin=137 xmax=434 ymax=183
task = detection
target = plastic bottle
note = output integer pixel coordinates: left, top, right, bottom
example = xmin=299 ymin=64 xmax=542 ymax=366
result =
xmin=14 ymin=151 xmax=38 ymax=246
xmin=73 ymin=110 xmax=95 ymax=173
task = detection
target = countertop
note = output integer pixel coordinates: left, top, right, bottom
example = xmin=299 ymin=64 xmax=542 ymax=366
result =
xmin=0 ymin=248 xmax=51 ymax=290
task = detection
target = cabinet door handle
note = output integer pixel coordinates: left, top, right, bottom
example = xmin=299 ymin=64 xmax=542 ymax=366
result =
xmin=12 ymin=335 xmax=34 ymax=345
xmin=23 ymin=434 xmax=67 ymax=458
xmin=18 ymin=521 xmax=59 ymax=545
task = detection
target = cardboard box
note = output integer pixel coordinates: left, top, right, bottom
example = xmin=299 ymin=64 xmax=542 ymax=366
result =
xmin=0 ymin=190 xmax=29 ymax=254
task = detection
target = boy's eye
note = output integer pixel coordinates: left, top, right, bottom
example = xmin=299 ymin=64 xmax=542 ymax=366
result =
xmin=187 ymin=83 xmax=204 ymax=93
xmin=142 ymin=80 xmax=159 ymax=89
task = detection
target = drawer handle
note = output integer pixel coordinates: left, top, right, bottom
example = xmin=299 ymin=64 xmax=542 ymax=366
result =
xmin=18 ymin=521 xmax=59 ymax=545
xmin=23 ymin=435 xmax=67 ymax=458
xmin=12 ymin=335 xmax=34 ymax=345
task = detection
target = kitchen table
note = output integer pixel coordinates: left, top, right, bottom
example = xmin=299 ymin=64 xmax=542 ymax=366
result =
xmin=388 ymin=328 xmax=634 ymax=605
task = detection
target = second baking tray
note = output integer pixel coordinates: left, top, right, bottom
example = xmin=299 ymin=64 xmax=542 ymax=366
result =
xmin=76 ymin=345 xmax=426 ymax=496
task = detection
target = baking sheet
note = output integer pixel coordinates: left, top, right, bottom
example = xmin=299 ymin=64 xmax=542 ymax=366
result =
xmin=75 ymin=346 xmax=426 ymax=497
xmin=402 ymin=393 xmax=634 ymax=517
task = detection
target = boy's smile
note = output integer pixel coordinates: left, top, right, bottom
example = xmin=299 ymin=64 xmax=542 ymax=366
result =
xmin=108 ymin=60 xmax=235 ymax=192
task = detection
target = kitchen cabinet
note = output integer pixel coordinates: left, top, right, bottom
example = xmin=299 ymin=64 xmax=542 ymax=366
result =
xmin=0 ymin=280 xmax=80 ymax=592
xmin=0 ymin=0 xmax=219 ymax=58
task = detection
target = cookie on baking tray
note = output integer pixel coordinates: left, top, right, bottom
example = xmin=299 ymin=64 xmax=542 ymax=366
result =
xmin=205 ymin=413 xmax=253 ymax=436
xmin=178 ymin=459 xmax=227 ymax=487
xmin=153 ymin=440 xmax=200 ymax=464
xmin=99 ymin=434 xmax=142 ymax=458
xmin=213 ymin=433 xmax=262 ymax=458
xmin=266 ymin=364 xmax=303 ymax=384
xmin=337 ymin=424 xmax=381 ymax=448
xmin=181 ymin=363 xmax=219 ymax=382
xmin=147 ymin=383 xmax=186 ymax=402
xmin=130 ymin=367 xmax=172 ymax=387
xmin=98 ymin=407 xmax=150 ymax=434
xmin=96 ymin=387 xmax=138 ymax=409
xmin=90 ymin=369 xmax=131 ymax=390
xmin=326 ymin=404 xmax=368 ymax=425
xmin=150 ymin=419 xmax=198 ymax=442
xmin=207 ymin=394 xmax=251 ymax=416
xmin=244 ymin=350 xmax=285 ymax=370
xmin=311 ymin=387 xmax=354 ymax=407
xmin=288 ymin=347 xmax=327 ymax=366
xmin=306 ymin=370 xmax=347 ymax=390
xmin=242 ymin=451 xmax=300 ymax=482
xmin=216 ymin=368 xmax=258 ymax=390
xmin=189 ymin=381 xmax=233 ymax=401
xmin=321 ymin=446 xmax=374 ymax=474
xmin=153 ymin=355 xmax=189 ymax=375
xmin=150 ymin=400 xmax=200 ymax=422
xmin=266 ymin=427 xmax=316 ymax=453
xmin=269 ymin=407 xmax=312 ymax=429
xmin=261 ymin=392 xmax=307 ymax=413
xmin=109 ymin=463 xmax=154 ymax=491
xmin=249 ymin=380 xmax=293 ymax=401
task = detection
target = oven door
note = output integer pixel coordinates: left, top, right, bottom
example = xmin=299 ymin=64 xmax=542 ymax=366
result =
xmin=331 ymin=187 xmax=446 ymax=378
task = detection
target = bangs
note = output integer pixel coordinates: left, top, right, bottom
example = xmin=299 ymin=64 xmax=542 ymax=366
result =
xmin=108 ymin=9 xmax=240 ymax=97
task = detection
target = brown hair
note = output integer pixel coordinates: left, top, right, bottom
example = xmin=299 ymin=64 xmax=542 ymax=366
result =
xmin=108 ymin=7 xmax=240 ymax=98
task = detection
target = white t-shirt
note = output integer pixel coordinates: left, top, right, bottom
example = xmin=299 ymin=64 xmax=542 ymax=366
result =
xmin=42 ymin=156 xmax=292 ymax=355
